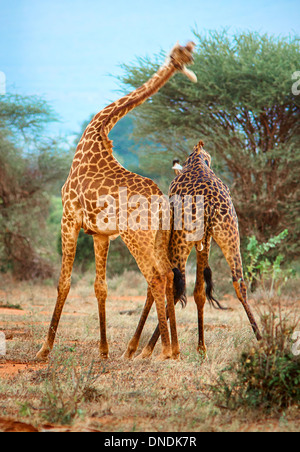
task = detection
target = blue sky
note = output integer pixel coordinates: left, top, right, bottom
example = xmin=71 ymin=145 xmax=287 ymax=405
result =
xmin=0 ymin=0 xmax=299 ymax=141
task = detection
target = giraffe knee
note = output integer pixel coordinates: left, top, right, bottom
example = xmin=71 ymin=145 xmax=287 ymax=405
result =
xmin=194 ymin=285 xmax=205 ymax=302
xmin=94 ymin=279 xmax=107 ymax=299
xmin=150 ymin=272 xmax=165 ymax=289
xmin=57 ymin=277 xmax=72 ymax=297
xmin=194 ymin=288 xmax=206 ymax=312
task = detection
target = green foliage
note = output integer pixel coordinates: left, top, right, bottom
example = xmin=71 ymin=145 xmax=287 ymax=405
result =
xmin=109 ymin=115 xmax=139 ymax=170
xmin=119 ymin=30 xmax=300 ymax=260
xmin=244 ymin=229 xmax=294 ymax=296
xmin=39 ymin=351 xmax=102 ymax=425
xmin=57 ymin=230 xmax=138 ymax=277
xmin=211 ymin=305 xmax=300 ymax=412
xmin=0 ymin=93 xmax=57 ymax=142
xmin=0 ymin=94 xmax=72 ymax=279
xmin=52 ymin=191 xmax=138 ymax=275
xmin=47 ymin=196 xmax=63 ymax=231
xmin=72 ymin=114 xmax=140 ymax=172
xmin=106 ymin=236 xmax=139 ymax=277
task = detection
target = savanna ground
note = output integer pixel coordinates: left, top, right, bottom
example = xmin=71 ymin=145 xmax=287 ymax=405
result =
xmin=0 ymin=267 xmax=299 ymax=433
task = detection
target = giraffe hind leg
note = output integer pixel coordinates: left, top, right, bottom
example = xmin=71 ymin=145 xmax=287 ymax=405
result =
xmin=123 ymin=287 xmax=155 ymax=359
xmin=230 ymin=258 xmax=262 ymax=340
xmin=131 ymin=267 xmax=185 ymax=360
xmin=93 ymin=235 xmax=110 ymax=359
xmin=166 ymin=269 xmax=180 ymax=359
xmin=138 ymin=240 xmax=192 ymax=358
xmin=214 ymin=227 xmax=262 ymax=341
xmin=232 ymin=278 xmax=262 ymax=341
xmin=148 ymin=271 xmax=173 ymax=361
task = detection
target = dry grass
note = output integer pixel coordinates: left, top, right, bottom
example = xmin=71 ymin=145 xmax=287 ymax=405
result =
xmin=0 ymin=270 xmax=299 ymax=432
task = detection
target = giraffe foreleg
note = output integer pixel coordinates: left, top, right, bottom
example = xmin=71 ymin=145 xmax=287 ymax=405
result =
xmin=35 ymin=220 xmax=80 ymax=360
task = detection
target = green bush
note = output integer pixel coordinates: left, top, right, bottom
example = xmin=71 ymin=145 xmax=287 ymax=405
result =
xmin=40 ymin=351 xmax=102 ymax=425
xmin=244 ymin=230 xmax=295 ymax=296
xmin=211 ymin=306 xmax=300 ymax=412
xmin=57 ymin=231 xmax=138 ymax=277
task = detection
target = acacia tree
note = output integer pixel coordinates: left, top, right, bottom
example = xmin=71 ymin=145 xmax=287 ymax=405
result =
xmin=119 ymin=31 xmax=300 ymax=259
xmin=0 ymin=94 xmax=71 ymax=279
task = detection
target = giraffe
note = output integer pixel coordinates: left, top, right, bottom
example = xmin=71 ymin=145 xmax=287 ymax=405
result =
xmin=35 ymin=41 xmax=197 ymax=362
xmin=124 ymin=139 xmax=262 ymax=359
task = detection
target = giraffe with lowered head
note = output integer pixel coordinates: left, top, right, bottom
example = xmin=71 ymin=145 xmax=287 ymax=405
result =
xmin=36 ymin=41 xmax=197 ymax=361
xmin=124 ymin=140 xmax=262 ymax=360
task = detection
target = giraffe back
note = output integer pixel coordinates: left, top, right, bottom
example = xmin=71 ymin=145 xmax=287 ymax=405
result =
xmin=169 ymin=145 xmax=238 ymax=240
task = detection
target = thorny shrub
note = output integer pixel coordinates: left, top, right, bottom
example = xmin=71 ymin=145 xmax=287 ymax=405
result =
xmin=210 ymin=303 xmax=300 ymax=413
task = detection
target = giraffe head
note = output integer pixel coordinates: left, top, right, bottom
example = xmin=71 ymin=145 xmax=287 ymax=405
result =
xmin=166 ymin=41 xmax=197 ymax=82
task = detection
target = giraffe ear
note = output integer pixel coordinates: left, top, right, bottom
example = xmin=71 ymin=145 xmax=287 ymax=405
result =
xmin=164 ymin=41 xmax=180 ymax=66
xmin=181 ymin=66 xmax=197 ymax=83
xmin=172 ymin=163 xmax=183 ymax=170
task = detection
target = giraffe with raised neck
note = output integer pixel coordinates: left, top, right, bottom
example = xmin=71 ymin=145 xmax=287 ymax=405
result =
xmin=36 ymin=41 xmax=197 ymax=361
xmin=124 ymin=140 xmax=262 ymax=360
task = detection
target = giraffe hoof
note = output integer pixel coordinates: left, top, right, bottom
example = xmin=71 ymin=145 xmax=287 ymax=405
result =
xmin=134 ymin=354 xmax=144 ymax=361
xmin=121 ymin=350 xmax=135 ymax=360
xmin=35 ymin=343 xmax=51 ymax=361
xmin=197 ymin=345 xmax=207 ymax=359
xmin=155 ymin=353 xmax=172 ymax=362
xmin=135 ymin=345 xmax=153 ymax=360
xmin=172 ymin=352 xmax=180 ymax=360
xmin=155 ymin=347 xmax=172 ymax=361
xmin=122 ymin=340 xmax=138 ymax=360
xmin=135 ymin=351 xmax=152 ymax=360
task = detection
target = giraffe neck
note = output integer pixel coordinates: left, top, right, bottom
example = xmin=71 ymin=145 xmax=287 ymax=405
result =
xmin=82 ymin=62 xmax=177 ymax=153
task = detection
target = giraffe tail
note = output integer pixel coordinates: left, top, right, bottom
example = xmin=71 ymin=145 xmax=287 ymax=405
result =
xmin=203 ymin=267 xmax=227 ymax=310
xmin=172 ymin=268 xmax=187 ymax=308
